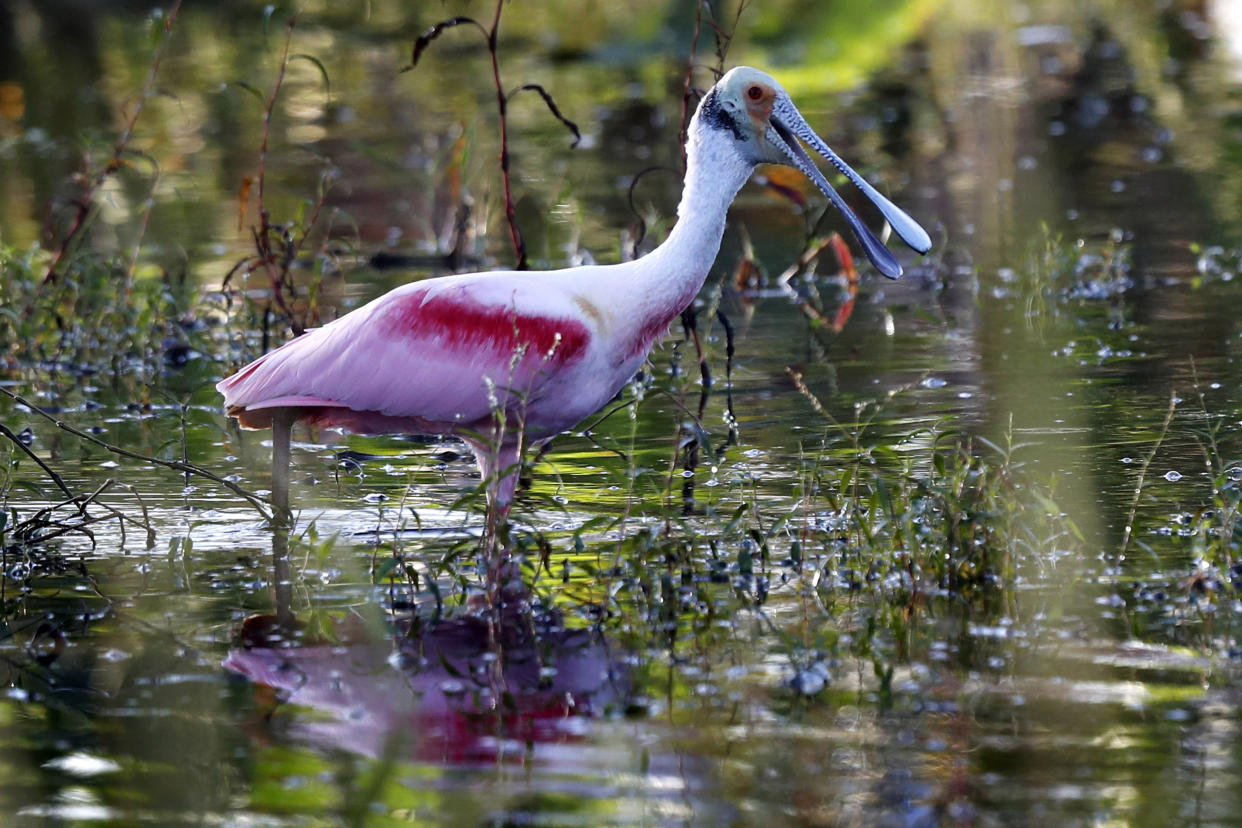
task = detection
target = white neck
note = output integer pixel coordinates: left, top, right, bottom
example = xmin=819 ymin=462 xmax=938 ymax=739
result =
xmin=636 ymin=119 xmax=755 ymax=308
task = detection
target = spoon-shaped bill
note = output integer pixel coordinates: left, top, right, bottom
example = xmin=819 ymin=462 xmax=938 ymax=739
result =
xmin=767 ymin=118 xmax=904 ymax=279
xmin=773 ymin=97 xmax=931 ymax=254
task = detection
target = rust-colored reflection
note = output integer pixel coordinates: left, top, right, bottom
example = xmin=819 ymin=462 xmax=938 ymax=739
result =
xmin=775 ymin=232 xmax=861 ymax=334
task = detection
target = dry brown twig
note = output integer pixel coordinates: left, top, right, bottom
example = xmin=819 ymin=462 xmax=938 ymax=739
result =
xmin=223 ymin=13 xmax=340 ymax=348
xmin=40 ymin=0 xmax=183 ymax=289
xmin=0 ymin=423 xmax=157 ymax=550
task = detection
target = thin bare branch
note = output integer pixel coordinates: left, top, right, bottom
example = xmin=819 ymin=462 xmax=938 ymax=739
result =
xmin=0 ymin=424 xmax=76 ymax=503
xmin=256 ymin=16 xmax=295 ymax=231
xmin=1120 ymin=392 xmax=1178 ymax=560
xmin=509 ymin=84 xmax=581 ymax=146
xmin=401 ymin=16 xmax=488 ymax=71
xmin=0 ymin=388 xmax=273 ymax=521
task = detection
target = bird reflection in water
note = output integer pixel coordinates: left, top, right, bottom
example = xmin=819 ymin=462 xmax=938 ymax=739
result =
xmin=224 ymin=579 xmax=627 ymax=764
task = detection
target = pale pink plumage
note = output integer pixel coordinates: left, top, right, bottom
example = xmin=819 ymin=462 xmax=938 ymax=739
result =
xmin=223 ymin=274 xmax=598 ymax=435
xmin=219 ymin=269 xmax=680 ymax=504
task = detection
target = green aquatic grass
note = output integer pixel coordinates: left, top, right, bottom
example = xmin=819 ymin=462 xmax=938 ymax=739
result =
xmin=0 ymin=242 xmax=207 ymax=388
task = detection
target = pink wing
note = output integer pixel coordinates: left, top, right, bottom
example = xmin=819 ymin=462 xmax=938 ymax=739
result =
xmin=217 ymin=275 xmax=592 ymax=433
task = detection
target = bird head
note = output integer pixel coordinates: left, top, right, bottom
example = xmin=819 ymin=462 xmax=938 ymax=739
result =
xmin=698 ymin=66 xmax=931 ymax=279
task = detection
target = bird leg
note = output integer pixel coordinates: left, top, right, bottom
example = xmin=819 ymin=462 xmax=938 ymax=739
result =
xmin=470 ymin=438 xmax=521 ymax=529
xmin=270 ymin=408 xmax=295 ymax=529
xmin=469 ymin=438 xmax=527 ymax=613
xmin=270 ymin=524 xmax=298 ymax=634
xmin=480 ymin=450 xmax=517 ymax=563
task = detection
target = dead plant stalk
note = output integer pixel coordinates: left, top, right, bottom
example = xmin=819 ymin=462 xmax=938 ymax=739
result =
xmin=405 ymin=1 xmax=580 ymax=270
xmin=40 ymin=0 xmax=183 ymax=288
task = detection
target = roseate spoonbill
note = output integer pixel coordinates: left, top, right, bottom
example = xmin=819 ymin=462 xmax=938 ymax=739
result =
xmin=217 ymin=67 xmax=931 ymax=524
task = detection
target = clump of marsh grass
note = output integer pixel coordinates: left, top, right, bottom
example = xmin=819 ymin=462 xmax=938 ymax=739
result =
xmin=0 ymin=3 xmax=213 ymax=391
xmin=1117 ymin=378 xmax=1242 ymax=657
xmin=786 ymin=375 xmax=1081 ymax=608
xmin=0 ymin=241 xmax=209 ymax=390
xmin=1007 ymin=226 xmax=1133 ymax=326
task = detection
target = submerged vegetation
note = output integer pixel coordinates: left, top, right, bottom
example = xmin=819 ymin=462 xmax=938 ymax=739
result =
xmin=2 ymin=0 xmax=1242 ymax=823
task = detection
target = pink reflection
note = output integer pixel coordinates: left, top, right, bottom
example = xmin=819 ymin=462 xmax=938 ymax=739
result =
xmin=224 ymin=614 xmax=627 ymax=764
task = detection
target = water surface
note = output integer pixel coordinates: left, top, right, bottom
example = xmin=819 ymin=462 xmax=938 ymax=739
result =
xmin=3 ymin=1 xmax=1242 ymax=824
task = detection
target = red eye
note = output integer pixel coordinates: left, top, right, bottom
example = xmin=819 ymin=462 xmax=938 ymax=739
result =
xmin=747 ymin=85 xmax=763 ymax=101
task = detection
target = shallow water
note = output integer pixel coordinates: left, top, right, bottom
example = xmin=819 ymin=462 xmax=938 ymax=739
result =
xmin=5 ymin=0 xmax=1242 ymax=825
